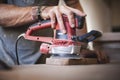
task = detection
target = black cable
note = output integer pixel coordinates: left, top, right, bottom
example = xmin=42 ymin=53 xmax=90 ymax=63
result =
xmin=0 ymin=59 xmax=12 ymax=70
xmin=15 ymin=33 xmax=25 ymax=65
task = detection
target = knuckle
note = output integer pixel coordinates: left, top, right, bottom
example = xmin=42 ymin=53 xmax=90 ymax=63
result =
xmin=75 ymin=10 xmax=81 ymax=13
xmin=49 ymin=12 xmax=54 ymax=17
xmin=57 ymin=14 xmax=62 ymax=20
xmin=54 ymin=6 xmax=59 ymax=10
xmin=67 ymin=11 xmax=73 ymax=16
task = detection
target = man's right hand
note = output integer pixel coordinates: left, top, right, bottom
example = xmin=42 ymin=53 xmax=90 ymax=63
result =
xmin=40 ymin=5 xmax=86 ymax=34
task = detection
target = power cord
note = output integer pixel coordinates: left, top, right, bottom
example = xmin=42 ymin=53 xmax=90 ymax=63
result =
xmin=15 ymin=33 xmax=25 ymax=65
xmin=0 ymin=59 xmax=12 ymax=70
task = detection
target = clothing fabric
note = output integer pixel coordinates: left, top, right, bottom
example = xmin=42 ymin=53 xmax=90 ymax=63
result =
xmin=0 ymin=0 xmax=58 ymax=67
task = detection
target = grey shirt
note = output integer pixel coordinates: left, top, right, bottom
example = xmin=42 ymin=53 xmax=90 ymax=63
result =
xmin=0 ymin=0 xmax=58 ymax=66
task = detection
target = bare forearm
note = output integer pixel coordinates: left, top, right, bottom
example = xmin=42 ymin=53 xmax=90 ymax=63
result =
xmin=0 ymin=4 xmax=37 ymax=27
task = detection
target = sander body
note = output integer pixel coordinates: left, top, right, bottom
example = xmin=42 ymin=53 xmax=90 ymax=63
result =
xmin=24 ymin=14 xmax=101 ymax=65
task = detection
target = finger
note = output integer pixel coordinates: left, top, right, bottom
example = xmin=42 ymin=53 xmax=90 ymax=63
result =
xmin=54 ymin=7 xmax=66 ymax=33
xmin=60 ymin=6 xmax=75 ymax=28
xmin=49 ymin=11 xmax=56 ymax=28
xmin=67 ymin=6 xmax=86 ymax=17
xmin=67 ymin=11 xmax=75 ymax=28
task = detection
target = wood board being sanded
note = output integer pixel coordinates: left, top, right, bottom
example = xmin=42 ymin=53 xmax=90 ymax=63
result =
xmin=46 ymin=58 xmax=98 ymax=65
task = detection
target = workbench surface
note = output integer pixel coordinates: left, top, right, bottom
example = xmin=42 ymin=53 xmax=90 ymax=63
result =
xmin=0 ymin=63 xmax=120 ymax=80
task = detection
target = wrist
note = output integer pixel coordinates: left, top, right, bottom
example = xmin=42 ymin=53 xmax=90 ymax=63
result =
xmin=31 ymin=6 xmax=47 ymax=22
xmin=31 ymin=6 xmax=38 ymax=21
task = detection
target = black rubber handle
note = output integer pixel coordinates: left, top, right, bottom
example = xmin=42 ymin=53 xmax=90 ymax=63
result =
xmin=72 ymin=30 xmax=102 ymax=42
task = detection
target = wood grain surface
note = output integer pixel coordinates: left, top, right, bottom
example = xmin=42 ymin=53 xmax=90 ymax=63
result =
xmin=0 ymin=63 xmax=120 ymax=80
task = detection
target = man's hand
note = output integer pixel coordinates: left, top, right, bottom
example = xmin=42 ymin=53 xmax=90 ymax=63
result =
xmin=40 ymin=5 xmax=86 ymax=33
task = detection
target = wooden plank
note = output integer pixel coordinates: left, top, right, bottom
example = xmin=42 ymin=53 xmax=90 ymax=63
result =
xmin=0 ymin=64 xmax=120 ymax=80
xmin=46 ymin=58 xmax=98 ymax=65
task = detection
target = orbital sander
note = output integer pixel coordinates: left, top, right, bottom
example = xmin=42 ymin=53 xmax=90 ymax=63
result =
xmin=24 ymin=14 xmax=102 ymax=65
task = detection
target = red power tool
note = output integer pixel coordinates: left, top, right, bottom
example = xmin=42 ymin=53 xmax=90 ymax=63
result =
xmin=24 ymin=14 xmax=101 ymax=64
